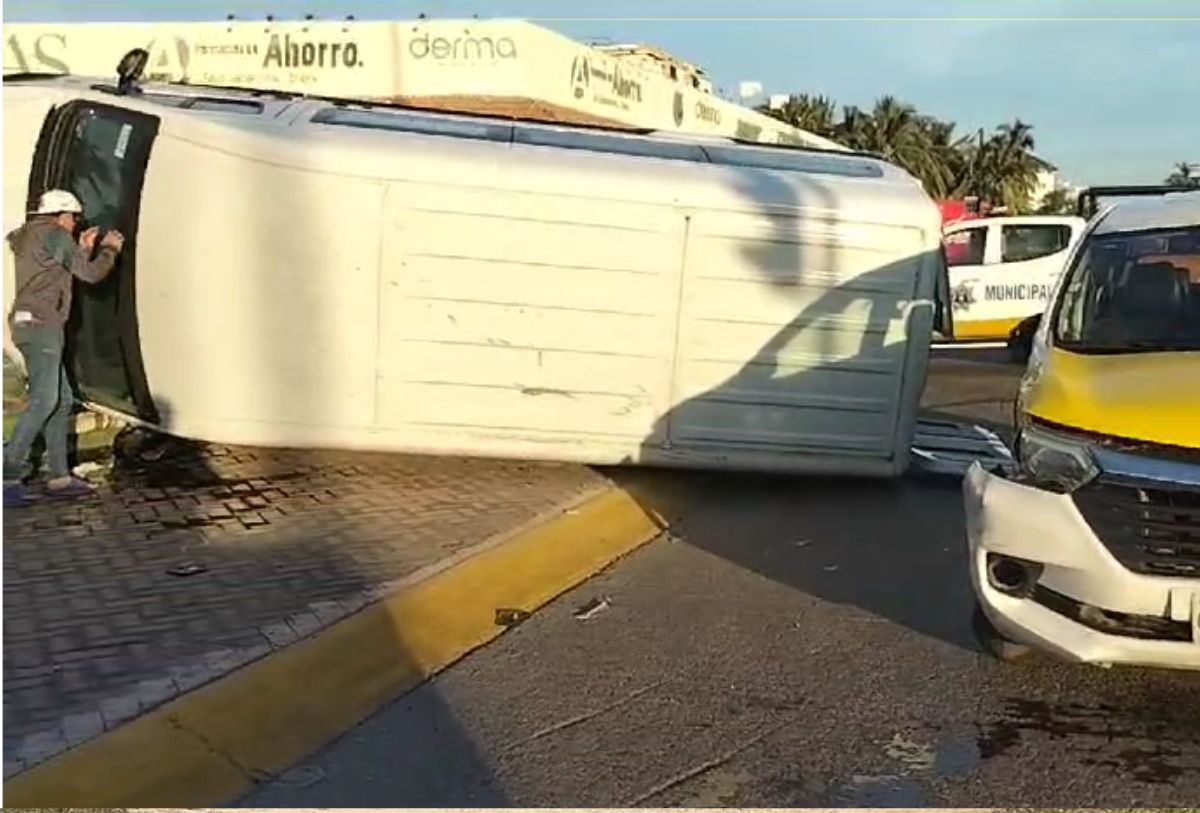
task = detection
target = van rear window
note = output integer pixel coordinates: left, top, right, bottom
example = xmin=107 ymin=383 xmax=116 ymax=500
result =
xmin=513 ymin=128 xmax=708 ymax=163
xmin=137 ymin=93 xmax=264 ymax=114
xmin=704 ymin=145 xmax=883 ymax=179
xmin=311 ymin=108 xmax=512 ymax=142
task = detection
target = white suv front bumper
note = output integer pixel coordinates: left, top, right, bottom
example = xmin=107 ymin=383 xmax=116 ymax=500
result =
xmin=964 ymin=462 xmax=1200 ymax=671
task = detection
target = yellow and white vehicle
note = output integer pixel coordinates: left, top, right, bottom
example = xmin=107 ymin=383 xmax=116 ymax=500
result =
xmin=944 ymin=215 xmax=1086 ymax=353
xmin=965 ymin=187 xmax=1200 ymax=671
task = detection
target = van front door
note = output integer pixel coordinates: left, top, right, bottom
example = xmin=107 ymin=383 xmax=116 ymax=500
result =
xmin=28 ymin=100 xmax=160 ymax=420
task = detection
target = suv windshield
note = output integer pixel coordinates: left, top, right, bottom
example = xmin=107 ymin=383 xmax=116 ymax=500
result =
xmin=1054 ymin=225 xmax=1200 ymax=353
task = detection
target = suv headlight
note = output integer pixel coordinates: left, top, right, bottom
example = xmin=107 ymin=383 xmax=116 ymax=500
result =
xmin=1017 ymin=424 xmax=1100 ymax=493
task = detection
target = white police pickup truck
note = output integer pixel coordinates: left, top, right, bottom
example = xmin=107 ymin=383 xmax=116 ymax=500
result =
xmin=943 ymin=215 xmax=1086 ymax=360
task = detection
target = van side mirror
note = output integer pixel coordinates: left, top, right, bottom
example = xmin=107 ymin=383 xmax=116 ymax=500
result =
xmin=115 ymin=48 xmax=149 ymax=95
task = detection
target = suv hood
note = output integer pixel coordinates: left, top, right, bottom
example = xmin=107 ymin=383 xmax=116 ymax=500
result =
xmin=1025 ymin=346 xmax=1200 ymax=449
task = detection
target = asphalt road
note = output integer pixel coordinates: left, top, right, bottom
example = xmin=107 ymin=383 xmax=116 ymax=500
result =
xmin=242 ymin=347 xmax=1200 ymax=807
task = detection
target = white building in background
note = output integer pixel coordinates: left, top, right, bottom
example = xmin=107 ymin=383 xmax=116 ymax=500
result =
xmin=3 ymin=17 xmax=841 ymax=149
xmin=1028 ymin=154 xmax=1077 ymax=209
xmin=1030 ymin=163 xmax=1059 ymax=208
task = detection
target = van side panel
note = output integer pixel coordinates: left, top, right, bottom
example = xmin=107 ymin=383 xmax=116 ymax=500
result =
xmin=135 ymin=133 xmax=384 ymax=441
xmin=668 ymin=210 xmax=926 ymax=458
xmin=374 ymin=181 xmax=683 ymax=450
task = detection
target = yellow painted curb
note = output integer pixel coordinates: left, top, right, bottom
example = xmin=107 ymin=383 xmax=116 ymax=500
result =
xmin=4 ymin=482 xmax=682 ymax=807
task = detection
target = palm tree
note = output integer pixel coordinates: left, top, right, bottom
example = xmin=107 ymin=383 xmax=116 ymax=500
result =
xmin=761 ymin=94 xmax=838 ymax=139
xmin=835 ymin=104 xmax=870 ymax=148
xmin=1165 ymin=161 xmax=1199 ymax=187
xmin=758 ymin=93 xmax=1046 ymax=210
xmin=916 ymin=116 xmax=970 ymax=199
xmin=1034 ymin=186 xmax=1077 ymax=215
xmin=968 ymin=120 xmax=1041 ymax=212
xmin=834 ymin=96 xmax=950 ymax=197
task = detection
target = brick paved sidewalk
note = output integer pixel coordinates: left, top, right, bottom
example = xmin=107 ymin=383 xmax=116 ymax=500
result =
xmin=2 ymin=434 xmax=605 ymax=778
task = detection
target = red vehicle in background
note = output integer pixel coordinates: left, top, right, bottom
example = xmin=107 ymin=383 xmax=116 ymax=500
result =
xmin=939 ymin=197 xmax=998 ymax=266
xmin=938 ymin=196 xmax=995 ymax=227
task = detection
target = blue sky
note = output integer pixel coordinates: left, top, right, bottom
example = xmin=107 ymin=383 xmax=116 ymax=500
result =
xmin=7 ymin=0 xmax=1198 ymax=184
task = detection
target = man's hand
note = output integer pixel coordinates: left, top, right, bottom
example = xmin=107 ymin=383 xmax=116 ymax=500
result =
xmin=100 ymin=230 xmax=125 ymax=252
xmin=78 ymin=226 xmax=100 ymax=251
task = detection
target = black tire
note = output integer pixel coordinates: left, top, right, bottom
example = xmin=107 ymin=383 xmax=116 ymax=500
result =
xmin=972 ymin=603 xmax=1034 ymax=662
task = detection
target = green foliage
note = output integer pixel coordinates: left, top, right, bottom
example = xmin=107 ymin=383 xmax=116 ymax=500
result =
xmin=1034 ymin=186 xmax=1078 ymax=215
xmin=760 ymin=93 xmax=1046 ymax=210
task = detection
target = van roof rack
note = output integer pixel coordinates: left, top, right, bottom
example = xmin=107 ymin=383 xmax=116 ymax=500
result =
xmin=1077 ymin=184 xmax=1198 ymax=218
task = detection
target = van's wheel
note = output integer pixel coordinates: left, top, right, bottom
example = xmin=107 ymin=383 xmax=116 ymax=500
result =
xmin=971 ymin=604 xmax=1033 ymax=662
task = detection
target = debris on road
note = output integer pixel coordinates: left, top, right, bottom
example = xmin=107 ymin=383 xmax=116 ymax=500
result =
xmin=275 ymin=764 xmax=327 ymax=788
xmin=911 ymin=418 xmax=1015 ymax=477
xmin=884 ymin=733 xmax=937 ymax=772
xmin=495 ymin=608 xmax=532 ymax=627
xmin=166 ymin=562 xmax=209 ymax=578
xmin=572 ymin=596 xmax=611 ymax=620
xmin=73 ymin=461 xmax=108 ymax=477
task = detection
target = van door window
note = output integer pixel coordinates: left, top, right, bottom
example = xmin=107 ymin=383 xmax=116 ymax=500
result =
xmin=28 ymin=101 xmax=161 ymax=419
xmin=944 ymin=226 xmax=987 ymax=267
xmin=1001 ymin=223 xmax=1071 ymax=264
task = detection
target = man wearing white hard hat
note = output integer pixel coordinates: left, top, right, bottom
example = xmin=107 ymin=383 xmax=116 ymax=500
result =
xmin=3 ymin=189 xmax=125 ymax=506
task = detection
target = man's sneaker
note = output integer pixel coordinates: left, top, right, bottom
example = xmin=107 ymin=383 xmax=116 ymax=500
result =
xmin=45 ymin=476 xmax=96 ymax=499
xmin=3 ymin=482 xmax=33 ymax=508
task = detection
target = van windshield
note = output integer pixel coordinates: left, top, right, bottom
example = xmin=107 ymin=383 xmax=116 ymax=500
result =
xmin=1054 ymin=226 xmax=1200 ymax=353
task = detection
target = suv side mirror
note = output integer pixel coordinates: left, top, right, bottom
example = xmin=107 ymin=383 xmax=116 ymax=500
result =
xmin=934 ymin=245 xmax=955 ymax=339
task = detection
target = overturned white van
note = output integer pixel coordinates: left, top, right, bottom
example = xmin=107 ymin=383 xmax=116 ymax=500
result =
xmin=3 ymin=69 xmax=952 ymax=476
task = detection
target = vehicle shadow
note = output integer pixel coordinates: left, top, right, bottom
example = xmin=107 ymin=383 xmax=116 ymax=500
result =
xmin=4 ymin=403 xmax=511 ymax=806
xmin=609 ymin=160 xmax=983 ymax=653
xmin=196 ymin=109 xmax=510 ymax=804
xmin=617 ymin=467 xmax=976 ymax=651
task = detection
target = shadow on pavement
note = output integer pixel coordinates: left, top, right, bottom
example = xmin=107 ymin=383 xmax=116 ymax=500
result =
xmin=615 ymin=467 xmax=979 ymax=653
xmin=602 ymin=149 xmax=987 ymax=654
xmin=3 ymin=118 xmax=509 ymax=805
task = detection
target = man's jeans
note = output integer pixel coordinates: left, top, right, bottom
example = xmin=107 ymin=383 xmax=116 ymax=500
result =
xmin=4 ymin=323 xmax=74 ymax=482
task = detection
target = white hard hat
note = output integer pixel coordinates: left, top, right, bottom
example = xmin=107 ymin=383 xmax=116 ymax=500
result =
xmin=33 ymin=189 xmax=84 ymax=216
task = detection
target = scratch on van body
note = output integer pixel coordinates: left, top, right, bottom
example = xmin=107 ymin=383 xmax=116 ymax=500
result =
xmin=521 ymin=386 xmax=574 ymax=398
xmin=613 ymin=395 xmax=644 ymax=417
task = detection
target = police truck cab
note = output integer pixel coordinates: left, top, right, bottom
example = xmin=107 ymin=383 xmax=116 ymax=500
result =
xmin=944 ymin=215 xmax=1086 ymax=355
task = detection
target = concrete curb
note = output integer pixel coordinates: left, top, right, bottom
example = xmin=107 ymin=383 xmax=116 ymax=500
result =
xmin=5 ymin=481 xmax=610 ymax=776
xmin=3 ymin=480 xmax=681 ymax=807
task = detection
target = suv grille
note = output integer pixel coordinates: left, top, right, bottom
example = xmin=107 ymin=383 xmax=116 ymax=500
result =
xmin=1074 ymin=478 xmax=1200 ymax=578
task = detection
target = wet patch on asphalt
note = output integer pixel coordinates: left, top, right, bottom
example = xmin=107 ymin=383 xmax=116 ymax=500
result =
xmin=975 ymin=696 xmax=1200 ymax=785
